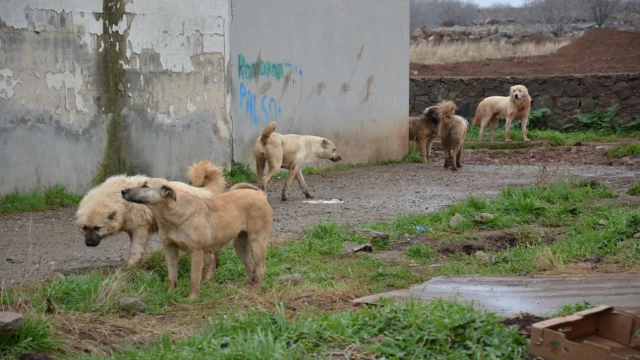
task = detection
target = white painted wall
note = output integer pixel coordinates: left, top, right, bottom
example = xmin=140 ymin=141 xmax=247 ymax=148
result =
xmin=230 ymin=0 xmax=410 ymax=169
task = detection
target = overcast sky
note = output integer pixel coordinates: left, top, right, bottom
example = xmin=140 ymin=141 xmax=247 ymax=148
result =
xmin=475 ymin=0 xmax=526 ymax=7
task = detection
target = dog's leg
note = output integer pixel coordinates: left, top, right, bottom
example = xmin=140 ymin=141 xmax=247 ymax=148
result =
xmin=203 ymin=251 xmax=219 ymax=283
xmin=295 ymin=169 xmax=314 ymax=198
xmin=248 ymin=238 xmax=268 ymax=294
xmin=255 ymin=154 xmax=266 ymax=186
xmin=521 ymin=114 xmax=530 ymax=142
xmin=504 ymin=116 xmax=514 ymax=142
xmin=260 ymin=158 xmax=282 ymax=191
xmin=188 ymin=249 xmax=205 ymax=300
xmin=478 ymin=121 xmax=486 ymax=142
xmin=454 ymin=140 xmax=464 ymax=170
xmin=442 ymin=138 xmax=451 ymax=168
xmin=233 ymin=233 xmax=256 ymax=287
xmin=281 ymin=165 xmax=300 ymax=201
xmin=489 ymin=118 xmax=498 ymax=143
xmin=125 ymin=229 xmax=149 ymax=266
xmin=419 ymin=139 xmax=428 ymax=163
xmin=426 ymin=136 xmax=436 ymax=163
xmin=163 ymin=242 xmax=180 ymax=292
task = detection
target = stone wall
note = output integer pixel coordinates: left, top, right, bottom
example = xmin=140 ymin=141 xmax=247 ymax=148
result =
xmin=410 ymin=74 xmax=640 ymax=129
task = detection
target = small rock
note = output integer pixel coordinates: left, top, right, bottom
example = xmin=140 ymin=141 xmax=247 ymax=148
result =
xmin=278 ymin=274 xmax=304 ymax=284
xmin=0 ymin=311 xmax=25 ymax=338
xmin=449 ymin=213 xmax=466 ymax=228
xmin=473 ymin=213 xmax=495 ymax=224
xmin=281 ymin=264 xmax=292 ymax=271
xmin=119 ymin=298 xmax=146 ymax=312
xmin=295 ymin=293 xmax=312 ymax=299
xmin=598 ymin=220 xmax=608 ymax=226
xmin=634 ymin=232 xmax=640 ymax=239
xmin=341 ymin=242 xmax=373 ymax=253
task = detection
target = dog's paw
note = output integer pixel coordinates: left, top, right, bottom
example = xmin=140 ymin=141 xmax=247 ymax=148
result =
xmin=281 ymin=196 xmax=288 ymax=201
xmin=523 ymin=138 xmax=531 ymax=143
xmin=504 ymin=138 xmax=513 ymax=143
xmin=305 ymin=193 xmax=315 ymax=199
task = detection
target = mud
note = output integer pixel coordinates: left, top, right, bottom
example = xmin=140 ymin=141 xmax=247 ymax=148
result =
xmin=411 ymin=29 xmax=640 ymax=77
xmin=501 ymin=313 xmax=547 ymax=338
xmin=1 ymin=146 xmax=639 ymax=285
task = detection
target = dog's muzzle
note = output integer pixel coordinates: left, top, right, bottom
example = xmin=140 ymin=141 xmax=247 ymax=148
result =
xmin=121 ymin=189 xmax=145 ymax=204
xmin=85 ymin=234 xmax=102 ymax=247
xmin=331 ymin=156 xmax=342 ymax=162
xmin=513 ymin=94 xmax=520 ymax=99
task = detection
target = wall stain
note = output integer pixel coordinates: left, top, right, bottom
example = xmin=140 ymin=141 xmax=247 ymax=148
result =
xmin=282 ymin=70 xmax=292 ymax=95
xmin=340 ymin=82 xmax=350 ymax=94
xmin=260 ymin=80 xmax=272 ymax=96
xmin=253 ymin=53 xmax=262 ymax=82
xmin=93 ymin=0 xmax=131 ymax=186
xmin=361 ymin=75 xmax=375 ymax=103
xmin=310 ymin=81 xmax=327 ymax=98
xmin=357 ymin=44 xmax=364 ymax=62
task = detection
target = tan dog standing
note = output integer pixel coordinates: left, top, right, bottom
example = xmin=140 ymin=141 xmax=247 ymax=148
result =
xmin=472 ymin=84 xmax=532 ymax=143
xmin=121 ymin=178 xmax=273 ymax=299
xmin=409 ymin=106 xmax=440 ymax=163
xmin=437 ymin=100 xmax=469 ymax=172
xmin=254 ymin=121 xmax=342 ymax=201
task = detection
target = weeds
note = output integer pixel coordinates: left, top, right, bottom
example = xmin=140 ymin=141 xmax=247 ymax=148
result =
xmin=410 ymin=39 xmax=569 ymax=65
xmin=0 ymin=315 xmax=65 ymax=359
xmin=604 ymin=143 xmax=640 ymax=158
xmin=223 ymin=162 xmax=258 ymax=184
xmin=628 ymin=180 xmax=640 ymax=196
xmin=563 ymin=105 xmax=640 ymax=134
xmin=0 ymin=184 xmax=83 ymax=214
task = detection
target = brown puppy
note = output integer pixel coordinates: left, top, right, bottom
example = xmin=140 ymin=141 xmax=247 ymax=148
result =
xmin=437 ymin=100 xmax=469 ymax=172
xmin=472 ymin=84 xmax=531 ymax=143
xmin=122 ymin=179 xmax=273 ymax=299
xmin=254 ymin=121 xmax=342 ymax=201
xmin=409 ymin=106 xmax=440 ymax=163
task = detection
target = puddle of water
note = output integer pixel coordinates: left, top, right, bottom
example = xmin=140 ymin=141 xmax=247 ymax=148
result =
xmin=353 ymin=274 xmax=640 ymax=317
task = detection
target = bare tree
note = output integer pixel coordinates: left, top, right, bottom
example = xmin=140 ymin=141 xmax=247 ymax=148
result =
xmin=589 ymin=0 xmax=620 ymax=27
xmin=524 ymin=0 xmax=585 ymax=35
xmin=411 ymin=0 xmax=479 ymax=28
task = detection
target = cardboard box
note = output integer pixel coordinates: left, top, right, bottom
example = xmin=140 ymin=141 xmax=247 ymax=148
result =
xmin=530 ymin=305 xmax=640 ymax=360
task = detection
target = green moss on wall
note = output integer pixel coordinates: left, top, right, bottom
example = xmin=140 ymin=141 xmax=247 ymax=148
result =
xmin=93 ymin=0 xmax=130 ymax=186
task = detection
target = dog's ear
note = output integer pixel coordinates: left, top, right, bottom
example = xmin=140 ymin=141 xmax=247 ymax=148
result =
xmin=108 ymin=211 xmax=117 ymax=221
xmin=161 ymin=186 xmax=176 ymax=201
xmin=321 ymin=139 xmax=330 ymax=148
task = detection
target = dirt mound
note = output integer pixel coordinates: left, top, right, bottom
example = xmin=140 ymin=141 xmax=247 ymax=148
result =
xmin=411 ymin=29 xmax=640 ymax=77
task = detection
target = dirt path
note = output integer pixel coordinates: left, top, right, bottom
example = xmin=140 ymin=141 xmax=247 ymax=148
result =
xmin=1 ymin=146 xmax=638 ymax=285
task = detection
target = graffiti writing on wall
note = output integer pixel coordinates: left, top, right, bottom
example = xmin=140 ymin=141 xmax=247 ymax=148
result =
xmin=237 ymin=54 xmax=303 ymax=81
xmin=239 ymin=82 xmax=282 ymax=125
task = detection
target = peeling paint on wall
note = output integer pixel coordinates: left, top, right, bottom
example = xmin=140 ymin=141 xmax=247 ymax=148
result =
xmin=124 ymin=0 xmax=227 ymax=72
xmin=45 ymin=62 xmax=88 ymax=115
xmin=0 ymin=68 xmax=23 ymax=99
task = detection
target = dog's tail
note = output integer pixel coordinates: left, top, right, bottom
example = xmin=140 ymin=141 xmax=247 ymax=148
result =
xmin=188 ymin=161 xmax=227 ymax=195
xmin=228 ymin=182 xmax=261 ymax=191
xmin=260 ymin=121 xmax=277 ymax=145
xmin=471 ymin=101 xmax=483 ymax=127
xmin=436 ymin=100 xmax=456 ymax=122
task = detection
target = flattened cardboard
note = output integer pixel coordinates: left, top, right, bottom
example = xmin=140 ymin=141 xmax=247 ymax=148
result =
xmin=530 ymin=305 xmax=640 ymax=360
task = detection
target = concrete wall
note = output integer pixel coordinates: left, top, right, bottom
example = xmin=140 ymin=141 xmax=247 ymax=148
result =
xmin=229 ymin=0 xmax=410 ymax=169
xmin=0 ymin=0 xmax=231 ymax=194
xmin=410 ymin=74 xmax=640 ymax=129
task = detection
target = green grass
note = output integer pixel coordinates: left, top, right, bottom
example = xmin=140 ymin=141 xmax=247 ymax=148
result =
xmin=0 ymin=315 xmax=66 ymax=359
xmin=4 ymin=179 xmax=639 ymax=359
xmin=604 ymin=143 xmax=640 ymax=158
xmin=104 ymin=300 xmax=527 ymax=360
xmin=628 ymin=180 xmax=640 ymax=196
xmin=222 ymin=162 xmax=258 ymax=184
xmin=0 ymin=184 xmax=83 ymax=214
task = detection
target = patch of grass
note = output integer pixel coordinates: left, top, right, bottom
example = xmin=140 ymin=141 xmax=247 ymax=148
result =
xmin=552 ymin=301 xmax=594 ymax=317
xmin=628 ymin=180 xmax=640 ymax=196
xmin=410 ymin=39 xmax=569 ymax=65
xmin=222 ymin=162 xmax=258 ymax=184
xmin=110 ymin=300 xmax=528 ymax=360
xmin=604 ymin=143 xmax=640 ymax=159
xmin=0 ymin=184 xmax=83 ymax=214
xmin=406 ymin=244 xmax=436 ymax=261
xmin=0 ymin=315 xmax=65 ymax=359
